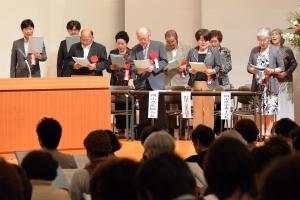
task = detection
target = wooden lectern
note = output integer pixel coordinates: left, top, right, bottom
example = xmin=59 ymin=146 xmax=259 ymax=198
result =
xmin=0 ymin=77 xmax=111 ymax=153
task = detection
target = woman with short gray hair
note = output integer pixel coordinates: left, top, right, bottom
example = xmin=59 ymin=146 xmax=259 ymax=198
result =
xmin=271 ymin=28 xmax=297 ymax=120
xmin=247 ymin=27 xmax=284 ymax=137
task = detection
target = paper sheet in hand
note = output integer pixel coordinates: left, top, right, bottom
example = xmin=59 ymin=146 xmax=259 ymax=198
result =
xmin=134 ymin=59 xmax=151 ymax=69
xmin=66 ymin=35 xmax=80 ymax=52
xmin=29 ymin=37 xmax=44 ymax=53
xmin=110 ymin=54 xmax=126 ymax=68
xmin=72 ymin=57 xmax=91 ymax=67
xmin=167 ymin=59 xmax=180 ymax=70
xmin=189 ymin=62 xmax=206 ymax=72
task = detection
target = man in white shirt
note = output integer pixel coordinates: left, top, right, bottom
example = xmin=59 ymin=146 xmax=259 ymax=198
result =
xmin=67 ymin=29 xmax=108 ymax=76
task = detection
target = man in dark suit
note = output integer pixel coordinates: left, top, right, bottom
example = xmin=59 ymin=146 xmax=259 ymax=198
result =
xmin=57 ymin=20 xmax=81 ymax=77
xmin=66 ymin=29 xmax=108 ymax=76
xmin=131 ymin=27 xmax=168 ymax=135
xmin=10 ymin=19 xmax=47 ymax=78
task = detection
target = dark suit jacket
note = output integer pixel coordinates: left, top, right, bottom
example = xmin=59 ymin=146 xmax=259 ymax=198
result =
xmin=57 ymin=40 xmax=68 ymax=77
xmin=131 ymin=40 xmax=168 ymax=90
xmin=107 ymin=48 xmax=135 ymax=85
xmin=66 ymin=41 xmax=108 ymax=76
xmin=10 ymin=38 xmax=47 ymax=78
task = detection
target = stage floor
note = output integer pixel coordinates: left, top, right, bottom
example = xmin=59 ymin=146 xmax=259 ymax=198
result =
xmin=2 ymin=139 xmax=196 ymax=164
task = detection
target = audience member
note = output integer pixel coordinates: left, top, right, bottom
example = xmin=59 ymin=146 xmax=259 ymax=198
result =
xmin=185 ymin=124 xmax=215 ymax=168
xmin=69 ymin=130 xmax=112 ymax=200
xmin=90 ymin=158 xmax=139 ymax=200
xmin=234 ymin=118 xmax=259 ymax=149
xmin=0 ymin=158 xmax=31 ymax=200
xmin=204 ymin=137 xmax=256 ymax=200
xmin=21 ymin=150 xmax=70 ymax=200
xmin=259 ymin=154 xmax=300 ymax=200
xmin=136 ymin=152 xmax=196 ymax=200
xmin=36 ymin=117 xmax=77 ymax=169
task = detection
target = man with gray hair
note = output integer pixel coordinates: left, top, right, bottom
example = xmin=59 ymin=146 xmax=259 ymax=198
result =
xmin=131 ymin=27 xmax=169 ymax=135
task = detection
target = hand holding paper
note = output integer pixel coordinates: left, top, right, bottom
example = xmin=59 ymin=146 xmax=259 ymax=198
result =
xmin=29 ymin=37 xmax=44 ymax=53
xmin=134 ymin=59 xmax=152 ymax=74
xmin=110 ymin=54 xmax=126 ymax=69
xmin=189 ymin=62 xmax=207 ymax=72
xmin=72 ymin=57 xmax=91 ymax=67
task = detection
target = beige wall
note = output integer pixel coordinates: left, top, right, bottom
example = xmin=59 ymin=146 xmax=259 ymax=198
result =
xmin=125 ymin=0 xmax=201 ymax=47
xmin=0 ymin=0 xmax=124 ymax=77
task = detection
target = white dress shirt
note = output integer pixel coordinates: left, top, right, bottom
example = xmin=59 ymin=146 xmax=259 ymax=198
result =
xmin=82 ymin=43 xmax=92 ymax=59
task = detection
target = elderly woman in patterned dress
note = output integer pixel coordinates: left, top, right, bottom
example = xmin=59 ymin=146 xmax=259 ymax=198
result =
xmin=271 ymin=28 xmax=298 ymax=120
xmin=247 ymin=27 xmax=284 ymax=137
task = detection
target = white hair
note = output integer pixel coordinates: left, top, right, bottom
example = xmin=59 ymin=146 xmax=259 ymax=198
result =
xmin=143 ymin=130 xmax=175 ymax=159
xmin=257 ymin=27 xmax=271 ymax=37
xmin=136 ymin=27 xmax=151 ymax=36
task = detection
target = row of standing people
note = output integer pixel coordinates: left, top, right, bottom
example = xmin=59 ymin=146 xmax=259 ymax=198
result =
xmin=10 ymin=19 xmax=297 ymax=136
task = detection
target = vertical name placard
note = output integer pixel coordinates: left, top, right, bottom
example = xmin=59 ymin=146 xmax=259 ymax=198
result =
xmin=221 ymin=92 xmax=231 ymax=120
xmin=181 ymin=91 xmax=192 ymax=118
xmin=148 ymin=91 xmax=159 ymax=118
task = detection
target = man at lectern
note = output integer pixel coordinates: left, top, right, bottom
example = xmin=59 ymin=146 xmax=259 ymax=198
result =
xmin=10 ymin=19 xmax=47 ymax=78
xmin=66 ymin=29 xmax=108 ymax=76
xmin=131 ymin=27 xmax=169 ymax=135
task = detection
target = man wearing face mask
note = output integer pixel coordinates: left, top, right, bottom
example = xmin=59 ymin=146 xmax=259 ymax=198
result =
xmin=66 ymin=28 xmax=108 ymax=76
xmin=10 ymin=19 xmax=47 ymax=78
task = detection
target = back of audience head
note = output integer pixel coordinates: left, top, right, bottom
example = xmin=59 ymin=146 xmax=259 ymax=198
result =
xmin=204 ymin=137 xmax=256 ymax=199
xmin=291 ymin=127 xmax=300 ymax=151
xmin=140 ymin=125 xmax=162 ymax=145
xmin=251 ymin=146 xmax=273 ymax=176
xmin=143 ymin=130 xmax=175 ymax=160
xmin=264 ymin=136 xmax=292 ymax=158
xmin=219 ymin=129 xmax=248 ymax=145
xmin=136 ymin=152 xmax=196 ymax=200
xmin=21 ymin=150 xmax=58 ymax=181
xmin=0 ymin=158 xmax=31 ymax=200
xmin=36 ymin=117 xmax=62 ymax=150
xmin=84 ymin=130 xmax=112 ymax=158
xmin=191 ymin=124 xmax=215 ymax=154
xmin=273 ymin=118 xmax=298 ymax=138
xmin=90 ymin=158 xmax=139 ymax=200
xmin=234 ymin=118 xmax=259 ymax=144
xmin=105 ymin=130 xmax=121 ymax=154
xmin=259 ymin=154 xmax=300 ymax=200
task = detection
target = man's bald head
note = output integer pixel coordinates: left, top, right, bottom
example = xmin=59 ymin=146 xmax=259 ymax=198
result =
xmin=136 ymin=27 xmax=151 ymax=48
xmin=81 ymin=28 xmax=94 ymax=47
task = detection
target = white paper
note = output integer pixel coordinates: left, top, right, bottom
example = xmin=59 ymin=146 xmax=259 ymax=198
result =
xmin=167 ymin=59 xmax=180 ymax=70
xmin=221 ymin=92 xmax=231 ymax=120
xmin=72 ymin=57 xmax=91 ymax=67
xmin=189 ymin=62 xmax=206 ymax=72
xmin=29 ymin=37 xmax=44 ymax=53
xmin=110 ymin=54 xmax=126 ymax=68
xmin=181 ymin=91 xmax=192 ymax=118
xmin=66 ymin=35 xmax=80 ymax=52
xmin=134 ymin=59 xmax=151 ymax=69
xmin=148 ymin=91 xmax=159 ymax=118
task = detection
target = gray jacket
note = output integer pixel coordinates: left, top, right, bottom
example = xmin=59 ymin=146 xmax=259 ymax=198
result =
xmin=247 ymin=44 xmax=284 ymax=95
xmin=131 ymin=40 xmax=168 ymax=90
xmin=165 ymin=43 xmax=190 ymax=87
xmin=218 ymin=46 xmax=232 ymax=87
xmin=10 ymin=38 xmax=47 ymax=78
xmin=186 ymin=46 xmax=221 ymax=88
